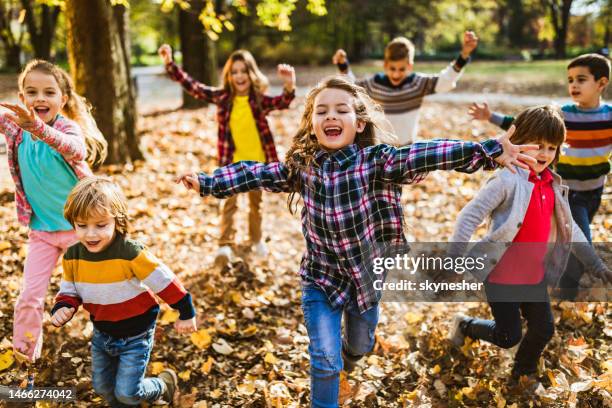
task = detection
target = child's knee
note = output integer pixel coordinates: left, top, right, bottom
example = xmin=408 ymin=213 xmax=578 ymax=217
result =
xmin=497 ymin=330 xmax=522 ymax=349
xmin=343 ymin=334 xmax=375 ymax=357
xmin=92 ymin=377 xmax=114 ymax=399
xmin=309 ymin=348 xmax=342 ymax=377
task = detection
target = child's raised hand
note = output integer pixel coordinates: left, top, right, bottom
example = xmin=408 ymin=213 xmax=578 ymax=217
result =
xmin=461 ymin=31 xmax=479 ymax=58
xmin=175 ymin=173 xmax=200 ymax=192
xmin=493 ymin=125 xmax=538 ymax=173
xmin=468 ymin=102 xmax=491 ymax=121
xmin=0 ymin=103 xmax=38 ymax=130
xmin=174 ymin=317 xmax=197 ymax=334
xmin=332 ymin=49 xmax=347 ymax=65
xmin=158 ymin=44 xmax=173 ymax=65
xmin=277 ymin=64 xmax=296 ymax=92
xmin=50 ymin=307 xmax=75 ymax=327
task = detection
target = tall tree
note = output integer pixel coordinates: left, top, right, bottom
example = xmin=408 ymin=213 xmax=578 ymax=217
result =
xmin=65 ymin=0 xmax=142 ymax=164
xmin=543 ymin=0 xmax=573 ymax=57
xmin=0 ymin=0 xmax=26 ymax=71
xmin=178 ymin=0 xmax=218 ymax=109
xmin=20 ymin=0 xmax=60 ymax=60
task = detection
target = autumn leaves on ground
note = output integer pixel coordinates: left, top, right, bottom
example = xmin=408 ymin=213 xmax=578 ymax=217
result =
xmin=0 ymin=98 xmax=610 ymax=407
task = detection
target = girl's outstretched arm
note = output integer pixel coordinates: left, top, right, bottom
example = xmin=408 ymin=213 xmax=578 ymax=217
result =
xmin=159 ymin=44 xmax=223 ymax=104
xmin=0 ymin=111 xmax=22 ymax=142
xmin=177 ymin=161 xmax=292 ymax=199
xmin=374 ymin=126 xmax=537 ymax=183
xmin=260 ymin=64 xmax=296 ymax=113
xmin=1 ymin=103 xmax=86 ymax=161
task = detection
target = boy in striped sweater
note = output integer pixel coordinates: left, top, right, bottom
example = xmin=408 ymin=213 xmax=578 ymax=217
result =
xmin=50 ymin=176 xmax=197 ymax=407
xmin=469 ymin=53 xmax=611 ymax=299
xmin=333 ymin=31 xmax=479 ymax=145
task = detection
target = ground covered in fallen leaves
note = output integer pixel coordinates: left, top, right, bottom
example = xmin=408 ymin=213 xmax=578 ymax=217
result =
xmin=0 ymin=98 xmax=610 ymax=407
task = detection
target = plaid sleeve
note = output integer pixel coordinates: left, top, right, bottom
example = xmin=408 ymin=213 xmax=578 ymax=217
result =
xmin=261 ymin=88 xmax=295 ymax=114
xmin=199 ymin=161 xmax=292 ymax=198
xmin=165 ymin=62 xmax=223 ymax=104
xmin=373 ymin=139 xmax=502 ymax=184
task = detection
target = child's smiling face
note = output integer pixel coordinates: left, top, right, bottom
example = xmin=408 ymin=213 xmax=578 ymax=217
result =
xmin=567 ymin=66 xmax=608 ymax=109
xmin=312 ymin=88 xmax=366 ymax=151
xmin=522 ymin=140 xmax=558 ymax=174
xmin=383 ymin=59 xmax=413 ymax=86
xmin=19 ymin=71 xmax=67 ymax=124
xmin=230 ymin=60 xmax=252 ymax=96
xmin=74 ymin=213 xmax=116 ymax=253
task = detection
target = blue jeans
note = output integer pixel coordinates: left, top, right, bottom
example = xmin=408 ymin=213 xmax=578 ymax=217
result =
xmin=558 ymin=187 xmax=603 ymax=299
xmin=91 ymin=326 xmax=164 ymax=407
xmin=465 ymin=283 xmax=554 ymax=376
xmin=301 ymin=282 xmax=379 ymax=408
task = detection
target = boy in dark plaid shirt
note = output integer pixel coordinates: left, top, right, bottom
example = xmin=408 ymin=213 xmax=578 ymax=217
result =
xmin=177 ymin=76 xmax=537 ymax=408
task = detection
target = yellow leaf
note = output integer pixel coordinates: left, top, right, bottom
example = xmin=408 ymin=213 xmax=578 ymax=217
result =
xmin=191 ymin=329 xmax=212 ymax=350
xmin=404 ymin=312 xmax=423 ymax=324
xmin=601 ymin=360 xmax=612 ymax=372
xmin=178 ymin=370 xmax=191 ymax=381
xmin=160 ymin=309 xmax=179 ymax=325
xmin=0 ymin=241 xmax=10 ymax=251
xmin=210 ymin=389 xmax=222 ymax=398
xmin=546 ymin=370 xmax=558 ymax=387
xmin=150 ymin=362 xmax=164 ymax=375
xmin=0 ymin=350 xmax=14 ymax=372
xmin=237 ymin=382 xmax=255 ymax=396
xmin=264 ymin=352 xmax=278 ymax=365
xmin=431 ymin=364 xmax=441 ymax=375
xmin=200 ymin=356 xmax=214 ymax=375
xmin=241 ymin=325 xmax=258 ymax=336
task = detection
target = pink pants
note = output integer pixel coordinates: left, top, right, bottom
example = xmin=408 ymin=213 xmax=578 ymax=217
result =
xmin=13 ymin=229 xmax=77 ymax=362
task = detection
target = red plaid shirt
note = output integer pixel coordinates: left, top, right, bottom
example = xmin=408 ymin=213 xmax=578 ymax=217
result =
xmin=165 ymin=62 xmax=295 ymax=166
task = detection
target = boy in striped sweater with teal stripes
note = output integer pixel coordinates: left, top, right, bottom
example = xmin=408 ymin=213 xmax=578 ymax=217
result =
xmin=50 ymin=176 xmax=197 ymax=407
xmin=469 ymin=54 xmax=611 ymax=299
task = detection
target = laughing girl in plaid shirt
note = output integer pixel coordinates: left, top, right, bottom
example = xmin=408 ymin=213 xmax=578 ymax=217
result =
xmin=176 ymin=76 xmax=538 ymax=408
xmin=159 ymin=44 xmax=295 ymax=264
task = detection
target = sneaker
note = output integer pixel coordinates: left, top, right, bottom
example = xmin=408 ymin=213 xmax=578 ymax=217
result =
xmin=252 ymin=241 xmax=269 ymax=258
xmin=215 ymin=245 xmax=234 ymax=265
xmin=158 ymin=368 xmax=178 ymax=404
xmin=448 ymin=314 xmax=470 ymax=347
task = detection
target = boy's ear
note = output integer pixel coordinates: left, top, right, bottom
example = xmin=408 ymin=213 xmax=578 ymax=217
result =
xmin=597 ymin=76 xmax=609 ymax=90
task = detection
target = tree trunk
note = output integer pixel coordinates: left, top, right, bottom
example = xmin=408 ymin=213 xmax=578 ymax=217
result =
xmin=5 ymin=44 xmax=21 ymax=71
xmin=178 ymin=0 xmax=218 ymax=109
xmin=546 ymin=0 xmax=572 ymax=58
xmin=21 ymin=0 xmax=60 ymax=60
xmin=65 ymin=0 xmax=142 ymax=164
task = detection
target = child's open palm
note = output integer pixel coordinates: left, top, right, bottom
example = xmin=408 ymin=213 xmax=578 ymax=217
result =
xmin=494 ymin=125 xmax=538 ymax=173
xmin=332 ymin=49 xmax=347 ymax=65
xmin=277 ymin=64 xmax=296 ymax=91
xmin=468 ymin=102 xmax=491 ymax=121
xmin=176 ymin=173 xmax=200 ymax=192
xmin=461 ymin=31 xmax=479 ymax=57
xmin=174 ymin=317 xmax=197 ymax=334
xmin=1 ymin=102 xmax=38 ymax=130
xmin=158 ymin=44 xmax=173 ymax=65
xmin=50 ymin=307 xmax=75 ymax=327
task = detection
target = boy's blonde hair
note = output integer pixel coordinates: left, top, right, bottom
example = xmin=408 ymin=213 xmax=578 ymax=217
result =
xmin=221 ymin=50 xmax=269 ymax=97
xmin=19 ymin=60 xmax=108 ymax=168
xmin=284 ymin=75 xmax=394 ymax=212
xmin=64 ymin=176 xmax=130 ymax=235
xmin=510 ymin=105 xmax=566 ymax=165
xmin=384 ymin=37 xmax=415 ymax=64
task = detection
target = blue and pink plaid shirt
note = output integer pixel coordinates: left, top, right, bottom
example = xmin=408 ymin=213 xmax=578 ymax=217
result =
xmin=198 ymin=139 xmax=502 ymax=312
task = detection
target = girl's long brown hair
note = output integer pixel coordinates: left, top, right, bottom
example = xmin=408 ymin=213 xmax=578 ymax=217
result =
xmin=284 ymin=75 xmax=395 ymax=213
